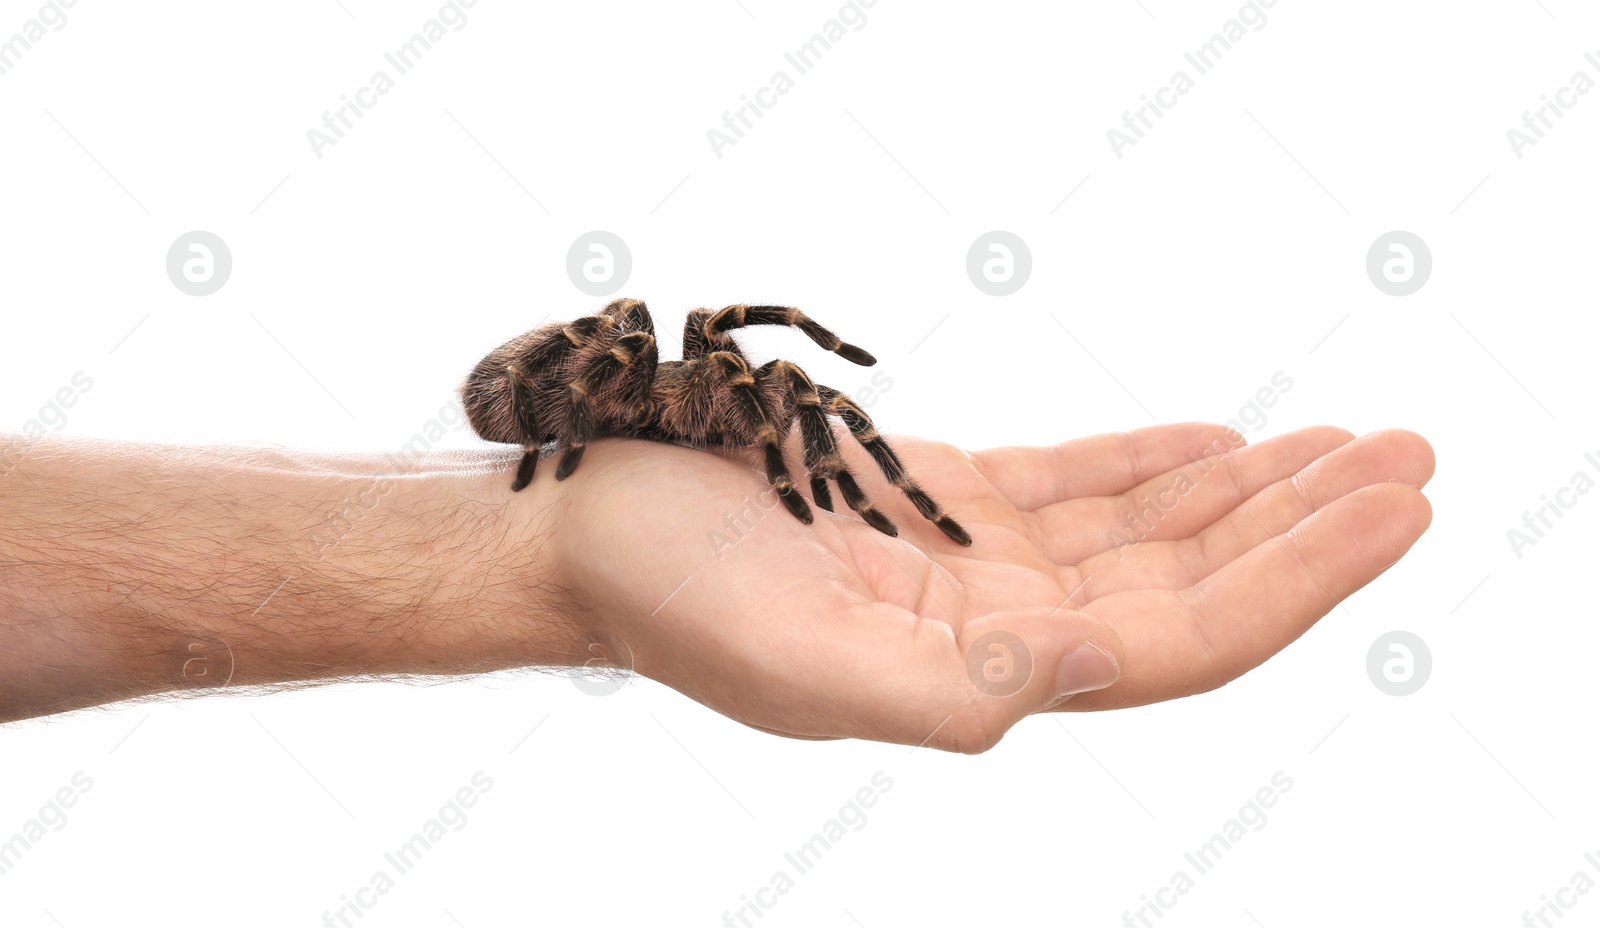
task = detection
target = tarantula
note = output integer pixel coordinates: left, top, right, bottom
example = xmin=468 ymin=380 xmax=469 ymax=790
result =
xmin=459 ymin=298 xmax=971 ymax=545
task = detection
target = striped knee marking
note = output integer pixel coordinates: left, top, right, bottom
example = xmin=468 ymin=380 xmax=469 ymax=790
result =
xmin=611 ymin=332 xmax=655 ymax=363
xmin=563 ymin=316 xmax=614 ymax=344
xmin=834 ymin=473 xmax=898 ymax=536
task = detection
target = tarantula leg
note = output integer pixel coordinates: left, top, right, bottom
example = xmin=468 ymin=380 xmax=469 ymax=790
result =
xmin=709 ymin=352 xmax=812 ymax=525
xmin=556 ymin=331 xmax=656 ymax=481
xmin=704 ymin=304 xmax=877 ymax=366
xmin=810 ymin=478 xmax=833 ymax=511
xmin=818 ymin=386 xmax=972 ymax=546
xmin=563 ymin=314 xmax=615 ymax=342
xmin=602 ymin=298 xmax=656 ymax=337
xmin=594 ymin=308 xmax=658 ymax=416
xmin=831 ymin=471 xmax=900 ymax=538
xmin=498 ymin=322 xmax=601 ymax=491
xmin=754 ymin=360 xmax=911 ymax=539
xmin=618 ymin=326 xmax=659 ymax=418
xmin=754 ymin=360 xmax=839 ymax=513
xmin=507 ymin=360 xmax=543 ymax=491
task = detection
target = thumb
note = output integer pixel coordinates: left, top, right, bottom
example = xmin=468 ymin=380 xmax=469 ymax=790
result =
xmin=942 ymin=608 xmax=1124 ymax=752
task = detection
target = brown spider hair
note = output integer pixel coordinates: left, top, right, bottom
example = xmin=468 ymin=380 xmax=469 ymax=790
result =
xmin=460 ymin=298 xmax=970 ymax=546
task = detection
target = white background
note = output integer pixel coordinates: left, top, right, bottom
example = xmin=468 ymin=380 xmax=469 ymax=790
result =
xmin=2 ymin=1 xmax=1596 ymax=925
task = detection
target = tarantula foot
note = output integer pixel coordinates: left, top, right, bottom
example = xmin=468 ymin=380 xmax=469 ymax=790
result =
xmin=935 ymin=516 xmax=973 ymax=546
xmin=860 ymin=508 xmax=899 ymax=538
xmin=835 ymin=343 xmax=876 ymax=366
xmin=510 ymin=450 xmax=538 ymax=491
xmin=555 ymin=445 xmax=586 ymax=480
xmin=777 ymin=484 xmax=813 ymax=524
xmin=809 ymin=477 xmax=834 ymax=512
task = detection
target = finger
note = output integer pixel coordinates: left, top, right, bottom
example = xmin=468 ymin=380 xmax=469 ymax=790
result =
xmin=1031 ymin=426 xmax=1356 ymax=567
xmin=1063 ymin=481 xmax=1432 ymax=710
xmin=917 ymin=608 xmax=1125 ymax=753
xmin=972 ymin=423 xmax=1245 ymax=512
xmin=1069 ymin=429 xmax=1433 ymax=601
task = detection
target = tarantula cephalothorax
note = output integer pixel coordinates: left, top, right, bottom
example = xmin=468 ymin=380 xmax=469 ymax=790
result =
xmin=459 ymin=298 xmax=971 ymax=546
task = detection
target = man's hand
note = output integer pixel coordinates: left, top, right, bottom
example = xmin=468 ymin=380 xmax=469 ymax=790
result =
xmin=547 ymin=423 xmax=1434 ymax=753
xmin=0 ymin=424 xmax=1432 ymax=749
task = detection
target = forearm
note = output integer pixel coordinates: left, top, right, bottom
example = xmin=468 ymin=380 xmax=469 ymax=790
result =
xmin=0 ymin=435 xmax=586 ymax=723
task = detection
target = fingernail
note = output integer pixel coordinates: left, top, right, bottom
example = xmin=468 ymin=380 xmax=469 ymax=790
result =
xmin=1056 ymin=641 xmax=1120 ymax=700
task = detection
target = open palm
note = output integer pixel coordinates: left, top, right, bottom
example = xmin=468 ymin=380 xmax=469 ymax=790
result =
xmin=547 ymin=422 xmax=1434 ymax=753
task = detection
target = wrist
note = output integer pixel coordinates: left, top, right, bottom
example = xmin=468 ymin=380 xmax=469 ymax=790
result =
xmin=406 ymin=451 xmax=593 ymax=674
xmin=218 ymin=447 xmax=595 ymax=684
